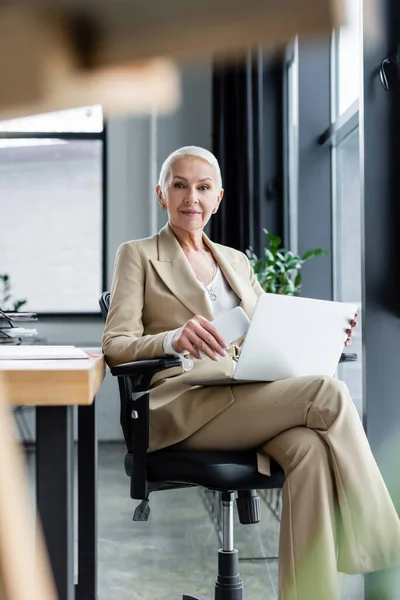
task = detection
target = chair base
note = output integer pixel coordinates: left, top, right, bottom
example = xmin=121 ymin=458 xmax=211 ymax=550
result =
xmin=183 ymin=549 xmax=244 ymax=600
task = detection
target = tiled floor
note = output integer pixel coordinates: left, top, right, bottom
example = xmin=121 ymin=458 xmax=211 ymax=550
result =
xmin=97 ymin=444 xmax=364 ymax=600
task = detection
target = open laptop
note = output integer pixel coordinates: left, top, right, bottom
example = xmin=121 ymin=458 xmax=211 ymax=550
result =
xmin=186 ymin=294 xmax=358 ymax=386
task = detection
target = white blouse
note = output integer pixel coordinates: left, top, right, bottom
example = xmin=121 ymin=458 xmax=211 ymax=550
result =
xmin=162 ymin=266 xmax=240 ymax=357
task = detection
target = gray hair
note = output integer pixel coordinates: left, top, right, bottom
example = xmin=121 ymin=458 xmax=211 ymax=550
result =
xmin=158 ymin=146 xmax=223 ymax=191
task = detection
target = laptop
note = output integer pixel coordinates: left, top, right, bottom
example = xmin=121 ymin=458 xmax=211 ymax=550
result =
xmin=186 ymin=293 xmax=358 ymax=386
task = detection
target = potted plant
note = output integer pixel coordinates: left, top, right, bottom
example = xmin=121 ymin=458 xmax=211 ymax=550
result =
xmin=0 ymin=274 xmax=27 ymax=312
xmin=246 ymin=229 xmax=330 ymax=295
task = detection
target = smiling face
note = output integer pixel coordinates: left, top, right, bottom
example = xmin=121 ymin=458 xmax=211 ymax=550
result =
xmin=156 ymin=156 xmax=223 ymax=233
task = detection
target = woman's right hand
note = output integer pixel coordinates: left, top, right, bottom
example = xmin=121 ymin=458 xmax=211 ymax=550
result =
xmin=171 ymin=315 xmax=229 ymax=361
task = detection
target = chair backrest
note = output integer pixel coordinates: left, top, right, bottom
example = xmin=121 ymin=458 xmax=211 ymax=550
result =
xmin=99 ymin=291 xmax=110 ymax=321
xmin=99 ymin=291 xmax=135 ymax=453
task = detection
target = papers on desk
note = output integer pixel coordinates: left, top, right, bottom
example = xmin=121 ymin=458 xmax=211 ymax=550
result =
xmin=0 ymin=310 xmax=39 ymax=345
xmin=0 ymin=345 xmax=89 ymax=360
xmin=3 ymin=327 xmax=39 ymax=338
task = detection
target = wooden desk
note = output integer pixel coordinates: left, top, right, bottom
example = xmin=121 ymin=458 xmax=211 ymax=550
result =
xmin=1 ymin=355 xmax=105 ymax=600
xmin=2 ymin=356 xmax=105 ymax=406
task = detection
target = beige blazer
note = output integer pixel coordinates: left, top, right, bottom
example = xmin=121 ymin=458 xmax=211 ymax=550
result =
xmin=102 ymin=223 xmax=264 ymax=452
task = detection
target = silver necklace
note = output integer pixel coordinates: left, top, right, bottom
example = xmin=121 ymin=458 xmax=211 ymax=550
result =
xmin=205 ymin=263 xmax=218 ymax=302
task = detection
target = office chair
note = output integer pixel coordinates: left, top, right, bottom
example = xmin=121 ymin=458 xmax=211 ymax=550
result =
xmin=100 ymin=291 xmax=286 ymax=600
xmin=100 ymin=291 xmax=357 ymax=600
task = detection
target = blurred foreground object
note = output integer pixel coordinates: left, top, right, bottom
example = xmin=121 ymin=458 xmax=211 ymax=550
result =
xmin=0 ymin=377 xmax=57 ymax=600
xmin=0 ymin=10 xmax=180 ymax=119
xmin=0 ymin=0 xmax=345 ymax=118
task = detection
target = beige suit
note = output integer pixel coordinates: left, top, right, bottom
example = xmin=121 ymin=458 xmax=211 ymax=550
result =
xmin=102 ymin=222 xmax=264 ymax=453
xmin=103 ymin=223 xmax=400 ymax=600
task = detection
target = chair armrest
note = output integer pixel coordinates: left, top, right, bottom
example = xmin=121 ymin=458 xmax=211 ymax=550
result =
xmin=339 ymin=352 xmax=358 ymax=363
xmin=110 ymin=356 xmax=182 ymax=378
xmin=111 ymin=356 xmax=182 ymax=391
xmin=109 ymin=356 xmax=182 ymax=500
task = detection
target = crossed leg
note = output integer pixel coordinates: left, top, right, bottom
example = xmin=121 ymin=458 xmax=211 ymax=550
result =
xmin=264 ymin=427 xmax=339 ymax=600
xmin=178 ymin=375 xmax=400 ymax=600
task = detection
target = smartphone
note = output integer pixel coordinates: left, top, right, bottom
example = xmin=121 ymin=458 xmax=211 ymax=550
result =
xmin=199 ymin=306 xmax=250 ymax=358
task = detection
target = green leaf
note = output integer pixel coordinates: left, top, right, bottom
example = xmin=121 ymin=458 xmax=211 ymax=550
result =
xmin=13 ymin=300 xmax=27 ymax=311
xmin=264 ymin=265 xmax=275 ymax=274
xmin=264 ymin=229 xmax=282 ymax=248
xmin=294 ymin=272 xmax=302 ymax=287
xmin=302 ymin=248 xmax=330 ymax=261
xmin=285 ymin=257 xmax=302 ymax=270
xmin=270 ymin=235 xmax=282 ymax=249
xmin=265 ymin=248 xmax=275 ymax=263
xmin=286 ymin=278 xmax=296 ymax=292
xmin=255 ymin=258 xmax=266 ymax=272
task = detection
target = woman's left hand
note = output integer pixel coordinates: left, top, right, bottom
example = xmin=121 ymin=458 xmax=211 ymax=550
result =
xmin=345 ymin=312 xmax=358 ymax=346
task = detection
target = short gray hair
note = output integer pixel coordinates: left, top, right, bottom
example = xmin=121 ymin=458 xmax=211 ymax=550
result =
xmin=158 ymin=146 xmax=223 ymax=191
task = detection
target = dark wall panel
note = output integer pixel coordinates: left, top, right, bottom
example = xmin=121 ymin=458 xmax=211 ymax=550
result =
xmin=211 ymin=53 xmax=283 ymax=255
xmin=297 ymin=36 xmax=333 ymax=301
xmin=363 ymin=0 xmax=400 ymax=596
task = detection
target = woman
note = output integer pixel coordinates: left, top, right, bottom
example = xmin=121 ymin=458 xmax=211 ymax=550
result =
xmin=102 ymin=146 xmax=400 ymax=600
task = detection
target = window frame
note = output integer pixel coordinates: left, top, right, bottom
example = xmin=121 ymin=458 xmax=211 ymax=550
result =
xmin=0 ymin=124 xmax=107 ymax=318
xmin=283 ymin=37 xmax=299 ymax=254
xmin=318 ymin=21 xmax=361 ymax=303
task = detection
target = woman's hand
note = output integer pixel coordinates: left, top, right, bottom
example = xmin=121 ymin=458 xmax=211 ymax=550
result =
xmin=344 ymin=312 xmax=358 ymax=346
xmin=172 ymin=315 xmax=229 ymax=360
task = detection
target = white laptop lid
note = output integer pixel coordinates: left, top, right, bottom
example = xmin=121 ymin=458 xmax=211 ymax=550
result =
xmin=234 ymin=293 xmax=358 ymax=381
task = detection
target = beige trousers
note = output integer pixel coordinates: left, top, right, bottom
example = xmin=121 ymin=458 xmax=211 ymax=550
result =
xmin=178 ymin=375 xmax=400 ymax=600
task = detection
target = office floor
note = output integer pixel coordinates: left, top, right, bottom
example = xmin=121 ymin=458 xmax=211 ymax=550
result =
xmin=97 ymin=444 xmax=280 ymax=600
xmin=96 ymin=444 xmax=363 ymax=600
xmin=26 ymin=443 xmax=364 ymax=600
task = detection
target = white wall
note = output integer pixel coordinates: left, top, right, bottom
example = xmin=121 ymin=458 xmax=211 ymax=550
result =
xmin=16 ymin=63 xmax=212 ymax=442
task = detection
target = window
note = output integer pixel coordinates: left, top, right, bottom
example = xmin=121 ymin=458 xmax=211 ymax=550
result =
xmin=333 ymin=127 xmax=362 ymax=409
xmin=334 ymin=0 xmax=362 ymax=117
xmin=0 ymin=106 xmax=103 ymax=134
xmin=330 ymin=1 xmax=363 ymax=417
xmin=0 ymin=107 xmax=105 ymax=315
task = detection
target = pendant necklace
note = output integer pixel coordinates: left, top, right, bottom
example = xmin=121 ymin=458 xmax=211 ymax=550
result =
xmin=205 ymin=263 xmax=218 ymax=302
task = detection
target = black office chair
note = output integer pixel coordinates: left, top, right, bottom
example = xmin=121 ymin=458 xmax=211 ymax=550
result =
xmin=100 ymin=291 xmax=357 ymax=600
xmin=100 ymin=291 xmax=286 ymax=600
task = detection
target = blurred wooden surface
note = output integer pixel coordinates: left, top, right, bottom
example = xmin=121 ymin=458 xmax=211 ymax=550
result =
xmin=0 ymin=0 xmax=345 ymax=118
xmin=0 ymin=376 xmax=57 ymax=600
xmin=0 ymin=355 xmax=105 ymax=407
xmin=11 ymin=0 xmax=346 ymax=64
xmin=93 ymin=0 xmax=346 ymax=65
